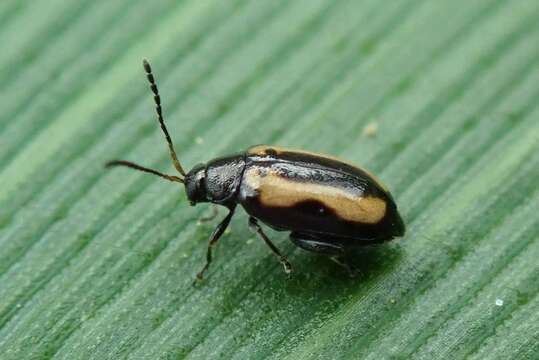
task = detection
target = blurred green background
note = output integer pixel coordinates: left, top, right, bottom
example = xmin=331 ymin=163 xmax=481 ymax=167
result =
xmin=1 ymin=1 xmax=538 ymax=359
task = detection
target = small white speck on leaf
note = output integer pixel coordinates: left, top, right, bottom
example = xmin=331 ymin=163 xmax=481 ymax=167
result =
xmin=195 ymin=136 xmax=204 ymax=144
xmin=246 ymin=238 xmax=254 ymax=245
xmin=495 ymin=298 xmax=504 ymax=306
xmin=363 ymin=122 xmax=379 ymax=137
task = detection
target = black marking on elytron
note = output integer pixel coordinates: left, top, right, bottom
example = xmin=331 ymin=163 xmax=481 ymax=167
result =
xmin=241 ymin=197 xmax=400 ymax=244
xmin=264 ymin=147 xmax=278 ymax=156
xmin=106 ymin=60 xmax=405 ymax=282
xmin=293 ymin=200 xmax=332 ymax=218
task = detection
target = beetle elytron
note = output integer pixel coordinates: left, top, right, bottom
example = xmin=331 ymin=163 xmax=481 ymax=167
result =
xmin=106 ymin=60 xmax=405 ymax=281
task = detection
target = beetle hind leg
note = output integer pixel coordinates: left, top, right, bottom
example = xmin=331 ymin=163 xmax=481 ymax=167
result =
xmin=248 ymin=217 xmax=292 ymax=274
xmin=289 ymin=231 xmax=345 ymax=256
xmin=290 ymin=232 xmax=359 ymax=277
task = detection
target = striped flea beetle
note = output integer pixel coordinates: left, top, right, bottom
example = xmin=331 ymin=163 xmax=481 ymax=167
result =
xmin=106 ymin=60 xmax=405 ymax=282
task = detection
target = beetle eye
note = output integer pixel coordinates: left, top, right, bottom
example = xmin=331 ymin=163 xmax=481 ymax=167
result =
xmin=197 ymin=178 xmax=204 ymax=192
xmin=193 ymin=176 xmax=207 ymax=202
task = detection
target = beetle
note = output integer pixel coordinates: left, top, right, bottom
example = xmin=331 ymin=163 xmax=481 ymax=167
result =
xmin=106 ymin=60 xmax=405 ymax=281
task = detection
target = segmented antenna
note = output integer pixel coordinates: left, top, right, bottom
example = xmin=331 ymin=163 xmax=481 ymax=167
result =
xmin=105 ymin=160 xmax=183 ymax=183
xmin=142 ymin=59 xmax=186 ymax=176
xmin=104 ymin=60 xmax=186 ymax=184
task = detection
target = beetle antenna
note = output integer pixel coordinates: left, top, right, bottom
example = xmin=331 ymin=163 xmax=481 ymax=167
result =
xmin=142 ymin=59 xmax=186 ymax=177
xmin=105 ymin=160 xmax=184 ymax=183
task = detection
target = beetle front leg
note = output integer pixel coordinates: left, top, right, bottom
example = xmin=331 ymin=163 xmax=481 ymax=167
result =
xmin=248 ymin=217 xmax=292 ymax=274
xmin=194 ymin=206 xmax=236 ymax=284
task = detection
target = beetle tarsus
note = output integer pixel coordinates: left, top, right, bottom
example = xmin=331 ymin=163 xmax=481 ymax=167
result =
xmin=283 ymin=260 xmax=293 ymax=274
xmin=193 ymin=207 xmax=236 ymax=283
xmin=192 ymin=275 xmax=203 ymax=286
xmin=248 ymin=217 xmax=293 ymax=275
xmin=330 ymin=256 xmax=360 ymax=278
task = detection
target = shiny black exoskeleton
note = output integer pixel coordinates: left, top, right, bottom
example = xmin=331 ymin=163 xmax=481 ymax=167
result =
xmin=106 ymin=60 xmax=405 ymax=281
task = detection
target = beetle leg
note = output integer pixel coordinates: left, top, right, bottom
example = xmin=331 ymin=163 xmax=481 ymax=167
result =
xmin=194 ymin=206 xmax=236 ymax=284
xmin=198 ymin=206 xmax=219 ymax=224
xmin=248 ymin=217 xmax=292 ymax=274
xmin=330 ymin=256 xmax=360 ymax=278
xmin=289 ymin=231 xmax=345 ymax=255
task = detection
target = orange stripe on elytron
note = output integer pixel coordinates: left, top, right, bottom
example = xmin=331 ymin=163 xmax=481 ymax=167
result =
xmin=244 ymin=167 xmax=387 ymax=224
xmin=247 ymin=145 xmax=388 ymax=192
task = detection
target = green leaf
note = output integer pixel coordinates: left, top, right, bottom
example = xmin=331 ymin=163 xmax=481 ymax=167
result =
xmin=1 ymin=0 xmax=538 ymax=359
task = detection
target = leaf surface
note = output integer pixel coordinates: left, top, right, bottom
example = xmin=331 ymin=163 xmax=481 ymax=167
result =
xmin=1 ymin=1 xmax=538 ymax=359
